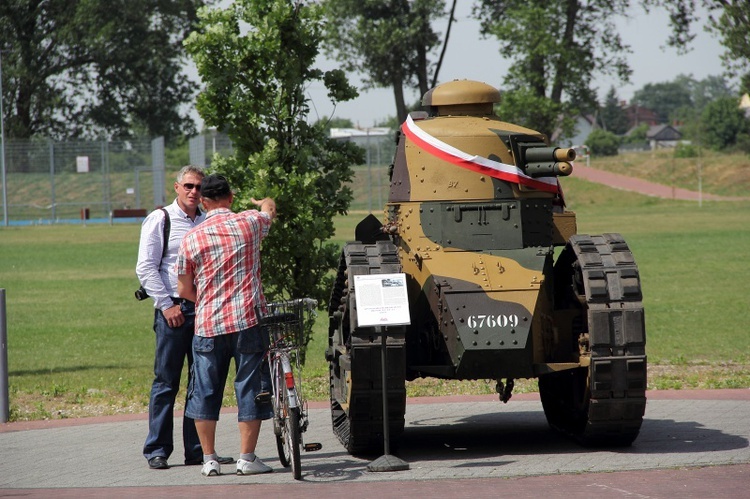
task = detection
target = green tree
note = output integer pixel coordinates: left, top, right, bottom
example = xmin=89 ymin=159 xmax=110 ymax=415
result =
xmin=741 ymin=73 xmax=750 ymax=96
xmin=632 ymin=80 xmax=694 ymax=124
xmin=495 ymin=87 xmax=575 ymax=142
xmin=700 ymin=96 xmax=750 ymax=151
xmin=689 ymin=74 xmax=736 ymax=111
xmin=475 ymin=0 xmax=631 ymax=140
xmin=185 ymin=0 xmax=364 ymax=308
xmin=586 ymin=129 xmax=621 ymax=156
xmin=0 ymin=0 xmax=205 ymax=140
xmin=474 ymin=0 xmax=702 ymax=141
xmin=599 ymin=87 xmax=629 ymax=135
xmin=319 ymin=117 xmax=355 ymax=132
xmin=320 ymin=0 xmax=455 ymax=124
xmin=671 ymin=74 xmax=735 ymax=142
xmin=704 ymin=1 xmax=750 ymax=80
xmin=624 ymin=123 xmax=649 ymax=144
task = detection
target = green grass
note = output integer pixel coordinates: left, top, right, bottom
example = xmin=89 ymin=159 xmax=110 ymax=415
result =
xmin=567 ymin=185 xmax=750 ymax=364
xmin=1 ymin=157 xmax=749 ymax=421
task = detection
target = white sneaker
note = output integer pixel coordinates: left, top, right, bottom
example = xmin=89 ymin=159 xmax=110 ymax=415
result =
xmin=201 ymin=459 xmax=221 ymax=477
xmin=236 ymin=457 xmax=273 ymax=475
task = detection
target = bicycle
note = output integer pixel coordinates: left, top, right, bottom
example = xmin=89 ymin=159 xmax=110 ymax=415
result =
xmin=257 ymin=298 xmax=321 ymax=480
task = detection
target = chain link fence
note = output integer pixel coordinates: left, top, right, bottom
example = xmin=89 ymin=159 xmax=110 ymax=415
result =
xmin=1 ymin=136 xmax=161 ymax=224
xmin=0 ymin=133 xmax=232 ymax=225
xmin=0 ymin=129 xmax=395 ymax=225
xmin=332 ymin=128 xmax=396 ymax=212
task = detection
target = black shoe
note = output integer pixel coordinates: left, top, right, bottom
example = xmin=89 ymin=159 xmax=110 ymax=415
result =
xmin=148 ymin=456 xmax=169 ymax=470
xmin=255 ymin=391 xmax=271 ymax=405
xmin=185 ymin=456 xmax=234 ymax=466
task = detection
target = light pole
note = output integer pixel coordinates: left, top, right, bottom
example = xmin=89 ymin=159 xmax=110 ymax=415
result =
xmin=0 ymin=50 xmax=8 ymax=226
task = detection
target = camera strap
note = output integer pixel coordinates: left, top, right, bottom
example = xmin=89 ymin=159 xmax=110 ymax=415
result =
xmin=159 ymin=207 xmax=170 ymax=260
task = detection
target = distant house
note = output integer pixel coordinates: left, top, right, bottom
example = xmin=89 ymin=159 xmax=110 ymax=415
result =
xmin=555 ymin=114 xmax=597 ymax=147
xmin=740 ymin=94 xmax=750 ymax=118
xmin=646 ymin=124 xmax=682 ymax=149
xmin=568 ymin=114 xmax=597 ymax=146
xmin=624 ymin=105 xmax=659 ymax=129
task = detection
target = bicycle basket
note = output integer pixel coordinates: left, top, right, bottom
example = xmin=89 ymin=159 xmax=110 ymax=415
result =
xmin=256 ymin=299 xmax=315 ymax=348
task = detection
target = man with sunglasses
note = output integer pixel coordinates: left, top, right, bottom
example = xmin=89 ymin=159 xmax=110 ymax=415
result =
xmin=136 ymin=165 xmax=232 ymax=470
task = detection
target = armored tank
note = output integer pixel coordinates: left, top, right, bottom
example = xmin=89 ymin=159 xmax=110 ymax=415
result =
xmin=326 ymin=80 xmax=646 ymax=454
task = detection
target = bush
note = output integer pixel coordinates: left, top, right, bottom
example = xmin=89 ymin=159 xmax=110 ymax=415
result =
xmin=732 ymin=132 xmax=750 ymax=154
xmin=586 ymin=129 xmax=621 ymax=156
xmin=674 ymin=142 xmax=699 ymax=158
xmin=624 ymin=123 xmax=649 ymax=144
xmin=701 ymin=97 xmax=750 ymax=150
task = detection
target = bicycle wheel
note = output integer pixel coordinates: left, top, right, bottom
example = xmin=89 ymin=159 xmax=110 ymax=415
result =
xmin=281 ymin=388 xmax=302 ymax=480
xmin=272 ymin=362 xmax=291 ymax=467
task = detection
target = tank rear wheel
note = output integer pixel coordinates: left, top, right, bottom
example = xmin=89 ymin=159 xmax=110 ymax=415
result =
xmin=327 ymin=241 xmax=407 ymax=455
xmin=542 ymin=233 xmax=647 ymax=446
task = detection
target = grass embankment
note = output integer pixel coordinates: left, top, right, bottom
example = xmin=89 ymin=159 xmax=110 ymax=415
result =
xmin=1 ymin=150 xmax=749 ymax=421
xmin=584 ymin=147 xmax=750 ymax=199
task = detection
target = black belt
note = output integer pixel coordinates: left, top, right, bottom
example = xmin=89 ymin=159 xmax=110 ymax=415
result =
xmin=171 ymin=297 xmax=194 ymax=306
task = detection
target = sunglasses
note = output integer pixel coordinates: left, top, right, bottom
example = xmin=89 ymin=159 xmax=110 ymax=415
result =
xmin=181 ymin=183 xmax=201 ymax=192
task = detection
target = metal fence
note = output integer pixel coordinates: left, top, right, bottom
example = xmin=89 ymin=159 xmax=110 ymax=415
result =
xmin=0 ymin=132 xmax=233 ymax=225
xmin=333 ymin=129 xmax=396 ymax=212
xmin=0 ymin=129 xmax=396 ymax=225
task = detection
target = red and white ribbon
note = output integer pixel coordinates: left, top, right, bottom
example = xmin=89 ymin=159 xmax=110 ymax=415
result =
xmin=401 ymin=115 xmax=560 ymax=194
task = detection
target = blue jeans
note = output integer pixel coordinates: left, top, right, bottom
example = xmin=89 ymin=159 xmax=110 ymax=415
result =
xmin=142 ymin=300 xmax=202 ymax=462
xmin=186 ymin=325 xmax=273 ymax=422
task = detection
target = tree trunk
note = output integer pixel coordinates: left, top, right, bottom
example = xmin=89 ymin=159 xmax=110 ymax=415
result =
xmin=431 ymin=0 xmax=457 ymax=89
xmin=550 ymin=0 xmax=579 ymax=104
xmin=393 ymin=76 xmax=407 ymax=125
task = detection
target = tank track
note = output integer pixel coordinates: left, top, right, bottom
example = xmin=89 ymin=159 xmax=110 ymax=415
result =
xmin=543 ymin=233 xmax=647 ymax=446
xmin=328 ymin=240 xmax=407 ymax=455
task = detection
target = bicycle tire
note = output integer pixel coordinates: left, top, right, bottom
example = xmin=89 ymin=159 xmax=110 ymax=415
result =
xmin=284 ymin=400 xmax=302 ymax=480
xmin=272 ymin=362 xmax=291 ymax=468
xmin=275 ymin=415 xmax=290 ymax=467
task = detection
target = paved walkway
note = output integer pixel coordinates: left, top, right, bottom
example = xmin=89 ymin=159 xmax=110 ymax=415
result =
xmin=1 ymin=390 xmax=748 ymax=497
xmin=573 ymin=164 xmax=749 ymax=202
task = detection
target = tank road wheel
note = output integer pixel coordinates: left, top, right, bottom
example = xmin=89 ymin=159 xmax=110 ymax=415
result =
xmin=541 ymin=233 xmax=647 ymax=446
xmin=326 ymin=240 xmax=407 ymax=455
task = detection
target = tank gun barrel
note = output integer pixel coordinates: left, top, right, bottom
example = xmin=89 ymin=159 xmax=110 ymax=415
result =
xmin=522 ymin=147 xmax=575 ymax=178
xmin=525 ymin=147 xmax=576 ymax=163
xmin=524 ymin=161 xmax=573 ymax=177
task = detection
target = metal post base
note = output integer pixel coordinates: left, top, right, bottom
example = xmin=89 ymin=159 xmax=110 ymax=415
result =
xmin=367 ymin=453 xmax=410 ymax=472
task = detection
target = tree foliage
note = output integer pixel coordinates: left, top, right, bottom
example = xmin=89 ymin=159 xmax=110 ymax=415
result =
xmin=687 ymin=74 xmax=736 ymax=110
xmin=632 ymin=80 xmax=693 ymax=123
xmin=185 ymin=0 xmax=364 ymax=307
xmin=703 ymin=0 xmax=750 ymax=84
xmin=586 ymin=129 xmax=621 ymax=156
xmin=0 ymin=0 xmax=204 ymax=140
xmin=474 ymin=0 xmax=711 ymax=141
xmin=599 ymin=87 xmax=629 ymax=135
xmin=495 ymin=88 xmax=575 ymax=142
xmin=700 ymin=96 xmax=750 ymax=151
xmin=320 ymin=0 xmax=453 ymax=124
xmin=668 ymin=74 xmax=736 ymax=141
xmin=624 ymin=123 xmax=650 ymax=143
xmin=475 ymin=0 xmax=635 ymax=140
xmin=317 ymin=117 xmax=355 ymax=133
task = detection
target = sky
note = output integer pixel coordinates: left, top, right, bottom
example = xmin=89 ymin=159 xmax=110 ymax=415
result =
xmin=192 ymin=2 xmax=729 ymax=129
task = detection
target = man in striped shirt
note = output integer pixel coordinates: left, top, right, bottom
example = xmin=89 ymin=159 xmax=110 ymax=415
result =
xmin=177 ymin=173 xmax=277 ymax=477
xmin=137 ymin=165 xmax=234 ymax=470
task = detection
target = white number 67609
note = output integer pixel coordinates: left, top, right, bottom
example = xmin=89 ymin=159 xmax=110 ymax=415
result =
xmin=467 ymin=314 xmax=519 ymax=329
